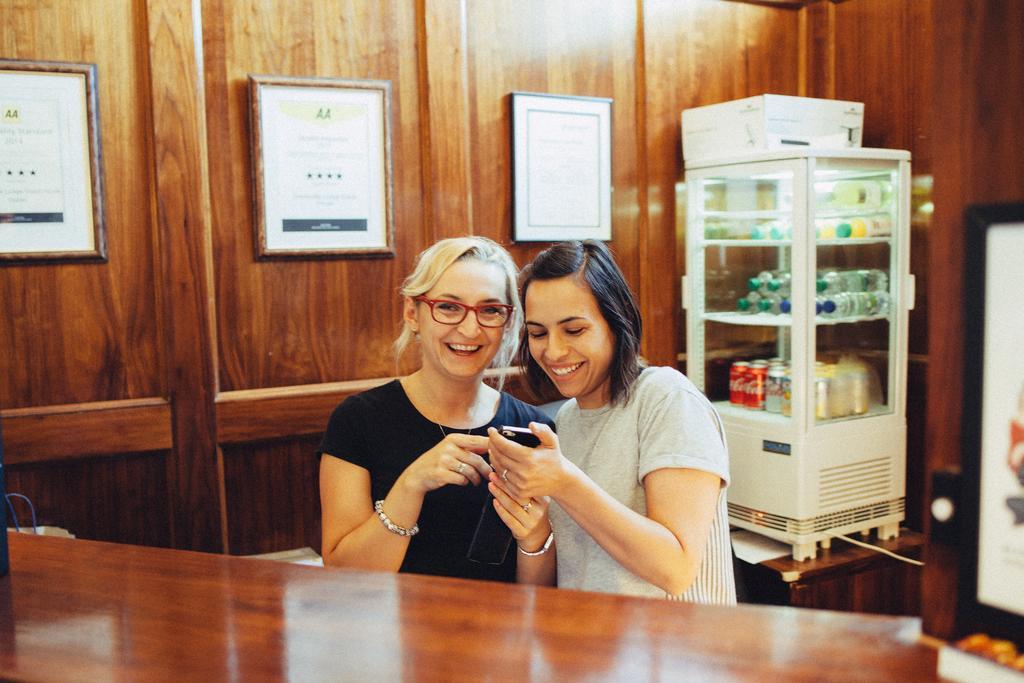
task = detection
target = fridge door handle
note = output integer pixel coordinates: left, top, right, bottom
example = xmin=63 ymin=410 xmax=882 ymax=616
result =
xmin=906 ymin=274 xmax=916 ymax=311
xmin=682 ymin=275 xmax=689 ymax=309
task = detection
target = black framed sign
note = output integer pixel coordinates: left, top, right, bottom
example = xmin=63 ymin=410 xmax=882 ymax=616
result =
xmin=511 ymin=92 xmax=612 ymax=242
xmin=959 ymin=201 xmax=1024 ymax=643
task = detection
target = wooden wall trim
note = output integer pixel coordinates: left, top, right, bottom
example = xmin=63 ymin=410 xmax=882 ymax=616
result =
xmin=215 ymin=379 xmax=391 ymax=444
xmin=216 ymin=367 xmax=524 ymax=445
xmin=145 ymin=0 xmax=222 ymax=552
xmin=1 ymin=398 xmax=172 ymax=464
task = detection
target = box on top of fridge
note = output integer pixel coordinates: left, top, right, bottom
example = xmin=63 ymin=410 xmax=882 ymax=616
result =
xmin=681 ymin=94 xmax=864 ymax=162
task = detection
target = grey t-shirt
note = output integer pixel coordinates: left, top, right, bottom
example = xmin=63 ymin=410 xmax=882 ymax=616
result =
xmin=550 ymin=366 xmax=736 ymax=603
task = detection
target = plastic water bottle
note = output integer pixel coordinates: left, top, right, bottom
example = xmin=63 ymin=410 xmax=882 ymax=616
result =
xmin=737 ymin=291 xmax=761 ymax=314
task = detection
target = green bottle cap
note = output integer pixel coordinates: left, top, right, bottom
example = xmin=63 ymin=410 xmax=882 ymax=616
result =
xmin=748 ymin=277 xmax=761 ymax=291
xmin=758 ymin=299 xmax=772 ymax=312
xmin=816 ymin=278 xmax=827 ymax=293
xmin=767 ymin=279 xmax=781 ymax=291
xmin=836 ymin=223 xmax=852 ymax=238
xmin=737 ymin=297 xmax=750 ymax=311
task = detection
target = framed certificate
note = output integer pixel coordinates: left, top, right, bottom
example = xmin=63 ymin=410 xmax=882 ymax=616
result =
xmin=511 ymin=92 xmax=612 ymax=242
xmin=959 ymin=202 xmax=1024 ymax=643
xmin=249 ymin=75 xmax=394 ymax=259
xmin=0 ymin=60 xmax=106 ymax=262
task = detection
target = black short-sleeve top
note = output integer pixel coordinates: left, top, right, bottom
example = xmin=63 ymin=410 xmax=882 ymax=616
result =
xmin=317 ymin=379 xmax=554 ymax=583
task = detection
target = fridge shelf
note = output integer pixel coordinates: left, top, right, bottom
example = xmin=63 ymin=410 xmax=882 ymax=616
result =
xmin=701 ymin=239 xmax=793 ymax=247
xmin=703 ymin=312 xmax=890 ymax=327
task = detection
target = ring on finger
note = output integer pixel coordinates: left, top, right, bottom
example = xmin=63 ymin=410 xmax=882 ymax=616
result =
xmin=521 ymin=500 xmax=532 ymax=513
xmin=501 ymin=469 xmax=510 ymax=483
xmin=456 ymin=462 xmax=467 ymax=475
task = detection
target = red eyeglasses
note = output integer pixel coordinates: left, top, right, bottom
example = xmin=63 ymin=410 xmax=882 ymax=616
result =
xmin=413 ymin=296 xmax=514 ymax=328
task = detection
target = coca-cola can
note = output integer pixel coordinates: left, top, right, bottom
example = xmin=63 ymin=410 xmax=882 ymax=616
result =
xmin=746 ymin=362 xmax=769 ymax=410
xmin=729 ymin=362 xmax=750 ymax=405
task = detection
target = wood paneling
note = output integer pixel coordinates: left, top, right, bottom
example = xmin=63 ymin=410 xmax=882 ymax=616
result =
xmin=215 ymin=379 xmax=388 ymax=444
xmin=5 ymin=452 xmax=170 ymax=547
xmin=0 ymin=0 xmax=162 ymax=409
xmin=145 ymin=0 xmax=221 ymax=552
xmin=0 ymin=398 xmax=170 ymax=463
xmin=221 ymin=437 xmax=321 ymax=555
xmin=923 ymin=0 xmax=1024 ymax=640
xmin=201 ymin=0 xmax=425 ymax=392
xmin=643 ymin=0 xmax=802 ymax=366
xmin=463 ymin=0 xmax=641 ymax=315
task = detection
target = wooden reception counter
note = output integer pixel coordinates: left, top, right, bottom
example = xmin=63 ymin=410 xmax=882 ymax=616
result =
xmin=0 ymin=532 xmax=937 ymax=681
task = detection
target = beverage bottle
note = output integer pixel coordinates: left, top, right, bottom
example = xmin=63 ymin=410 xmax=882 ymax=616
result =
xmin=848 ymin=218 xmax=868 ymax=238
xmin=839 ymin=269 xmax=867 ymax=293
xmin=832 ymin=292 xmax=853 ymax=318
xmin=758 ymin=293 xmax=786 ymax=315
xmin=816 ymin=295 xmax=836 ymax=317
xmin=820 ymin=270 xmax=842 ymax=294
xmin=866 ymin=214 xmax=892 ymax=237
xmin=830 ymin=179 xmax=893 ymax=209
xmin=737 ymin=291 xmax=761 ymax=314
xmin=816 ymin=219 xmax=837 ymax=239
xmin=865 ymin=268 xmax=888 ymax=291
xmin=873 ymin=290 xmax=891 ymax=316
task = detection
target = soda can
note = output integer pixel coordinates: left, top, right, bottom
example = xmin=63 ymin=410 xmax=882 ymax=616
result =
xmin=780 ymin=371 xmax=792 ymax=416
xmin=765 ymin=365 xmax=786 ymax=413
xmin=729 ymin=362 xmax=750 ymax=405
xmin=746 ymin=362 xmax=768 ymax=410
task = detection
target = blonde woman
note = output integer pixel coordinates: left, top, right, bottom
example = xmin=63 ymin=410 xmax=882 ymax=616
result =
xmin=318 ymin=237 xmax=554 ymax=582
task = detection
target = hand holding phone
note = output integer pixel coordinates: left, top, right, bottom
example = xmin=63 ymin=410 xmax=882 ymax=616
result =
xmin=466 ymin=426 xmax=539 ymax=565
xmin=496 ymin=425 xmax=541 ymax=448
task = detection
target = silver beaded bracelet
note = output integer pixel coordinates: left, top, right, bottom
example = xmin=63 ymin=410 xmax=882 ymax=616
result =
xmin=518 ymin=531 xmax=554 ymax=556
xmin=374 ymin=500 xmax=419 ymax=537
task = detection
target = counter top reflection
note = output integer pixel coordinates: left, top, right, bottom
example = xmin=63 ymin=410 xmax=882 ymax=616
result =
xmin=0 ymin=532 xmax=936 ymax=681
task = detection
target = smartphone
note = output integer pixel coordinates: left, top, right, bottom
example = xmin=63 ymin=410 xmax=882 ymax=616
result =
xmin=497 ymin=425 xmax=541 ymax=448
xmin=466 ymin=491 xmax=513 ymax=565
xmin=466 ymin=426 xmax=539 ymax=564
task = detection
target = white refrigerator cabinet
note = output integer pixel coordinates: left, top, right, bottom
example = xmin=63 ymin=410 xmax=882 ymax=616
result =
xmin=683 ymin=148 xmax=912 ymax=560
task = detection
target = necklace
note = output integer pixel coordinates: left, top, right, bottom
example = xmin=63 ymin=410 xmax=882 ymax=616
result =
xmin=438 ymin=423 xmax=477 ymax=440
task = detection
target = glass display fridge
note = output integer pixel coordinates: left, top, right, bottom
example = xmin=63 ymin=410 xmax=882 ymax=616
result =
xmin=683 ymin=148 xmax=912 ymax=560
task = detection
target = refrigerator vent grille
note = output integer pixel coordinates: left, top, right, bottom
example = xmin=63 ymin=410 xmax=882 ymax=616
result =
xmin=728 ymin=498 xmax=904 ymax=535
xmin=818 ymin=457 xmax=893 ymax=509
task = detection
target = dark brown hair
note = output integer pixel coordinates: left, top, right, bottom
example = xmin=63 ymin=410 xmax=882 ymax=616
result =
xmin=518 ymin=240 xmax=644 ymax=406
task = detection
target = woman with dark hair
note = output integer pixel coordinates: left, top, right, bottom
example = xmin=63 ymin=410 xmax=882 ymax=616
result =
xmin=486 ymin=240 xmax=735 ymax=602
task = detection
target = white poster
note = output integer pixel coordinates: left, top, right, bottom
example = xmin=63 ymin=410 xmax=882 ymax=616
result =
xmin=977 ymin=223 xmax=1024 ymax=617
xmin=512 ymin=93 xmax=611 ymax=242
xmin=0 ymin=67 xmax=99 ymax=258
xmin=251 ymin=77 xmax=393 ymax=258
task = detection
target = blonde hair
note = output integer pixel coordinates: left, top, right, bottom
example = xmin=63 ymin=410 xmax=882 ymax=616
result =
xmin=394 ymin=237 xmax=522 ymax=382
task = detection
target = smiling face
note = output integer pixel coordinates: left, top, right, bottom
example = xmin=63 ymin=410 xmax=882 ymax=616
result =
xmin=524 ymin=275 xmax=616 ymax=409
xmin=405 ymin=259 xmax=510 ymax=383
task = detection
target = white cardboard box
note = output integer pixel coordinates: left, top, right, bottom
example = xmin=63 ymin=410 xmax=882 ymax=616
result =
xmin=681 ymin=94 xmax=864 ymax=162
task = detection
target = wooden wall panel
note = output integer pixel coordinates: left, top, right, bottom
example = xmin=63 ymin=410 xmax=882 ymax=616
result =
xmin=463 ymin=0 xmax=641 ymax=319
xmin=0 ymin=0 xmax=163 ymax=408
xmin=643 ymin=0 xmax=802 ymax=365
xmin=221 ymin=437 xmax=321 ymax=556
xmin=923 ymin=0 xmax=1024 ymax=640
xmin=5 ymin=452 xmax=171 ymax=547
xmin=819 ymin=0 xmax=935 ymax=534
xmin=145 ymin=0 xmax=222 ymax=552
xmin=201 ymin=0 xmax=426 ymax=393
xmin=0 ymin=0 xmax=174 ymax=549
